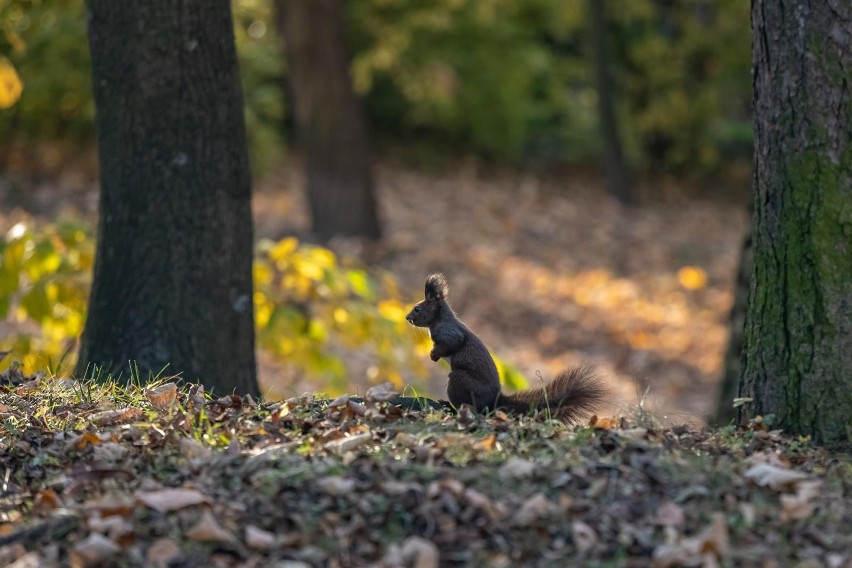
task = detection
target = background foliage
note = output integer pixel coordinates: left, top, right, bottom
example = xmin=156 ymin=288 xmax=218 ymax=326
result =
xmin=0 ymin=0 xmax=750 ymax=173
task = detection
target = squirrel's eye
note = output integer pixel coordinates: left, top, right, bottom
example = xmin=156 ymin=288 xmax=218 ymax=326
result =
xmin=414 ymin=306 xmax=421 ymax=313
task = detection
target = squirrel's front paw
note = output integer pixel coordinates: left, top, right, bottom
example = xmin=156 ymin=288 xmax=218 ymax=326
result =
xmin=430 ymin=351 xmax=441 ymax=362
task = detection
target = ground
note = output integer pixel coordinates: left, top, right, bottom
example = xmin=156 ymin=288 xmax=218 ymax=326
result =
xmin=0 ymin=377 xmax=849 ymax=567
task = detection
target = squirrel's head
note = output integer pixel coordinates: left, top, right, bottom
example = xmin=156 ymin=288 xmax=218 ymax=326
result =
xmin=405 ymin=273 xmax=448 ymax=327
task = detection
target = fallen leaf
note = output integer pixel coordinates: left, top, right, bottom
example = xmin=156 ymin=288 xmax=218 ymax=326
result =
xmin=145 ymin=382 xmax=178 ymax=409
xmin=744 ymin=463 xmax=809 ymax=490
xmin=146 ymin=537 xmax=181 ymax=568
xmin=90 ymin=407 xmax=144 ymax=427
xmin=499 ymin=458 xmax=536 ymax=481
xmin=384 ymin=536 xmax=439 ymax=568
xmin=512 ymin=493 xmax=554 ymax=525
xmin=34 ymin=489 xmax=61 ymax=512
xmin=780 ymin=480 xmax=822 ymax=522
xmin=324 ymin=432 xmax=372 ymax=455
xmin=572 ymin=520 xmax=598 ymax=554
xmin=652 ymin=512 xmax=728 ymax=568
xmin=185 ymin=510 xmax=234 ymax=543
xmin=365 ymin=382 xmax=399 ymax=402
xmin=71 ymin=533 xmax=121 ymax=565
xmin=70 ymin=432 xmax=103 ymax=450
xmin=245 ymin=525 xmax=276 ymax=550
xmin=5 ymin=552 xmax=41 ymax=568
xmin=136 ymin=488 xmax=209 ymax=512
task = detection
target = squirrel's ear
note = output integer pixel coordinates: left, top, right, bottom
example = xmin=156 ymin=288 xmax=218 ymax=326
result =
xmin=425 ymin=273 xmax=449 ymax=301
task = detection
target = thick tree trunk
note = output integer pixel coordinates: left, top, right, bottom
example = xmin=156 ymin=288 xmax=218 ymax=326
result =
xmin=588 ymin=0 xmax=632 ymax=206
xmin=740 ymin=0 xmax=852 ymax=444
xmin=277 ymin=0 xmax=381 ymax=241
xmin=78 ymin=0 xmax=258 ymax=395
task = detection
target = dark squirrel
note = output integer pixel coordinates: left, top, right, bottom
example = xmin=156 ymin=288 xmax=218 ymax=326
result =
xmin=406 ymin=273 xmax=607 ymax=423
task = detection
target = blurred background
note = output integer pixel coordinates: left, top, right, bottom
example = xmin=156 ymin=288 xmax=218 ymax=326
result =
xmin=1 ymin=0 xmax=752 ymax=421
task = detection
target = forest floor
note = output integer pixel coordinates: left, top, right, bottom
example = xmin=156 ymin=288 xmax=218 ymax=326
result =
xmin=0 ymin=376 xmax=849 ymax=567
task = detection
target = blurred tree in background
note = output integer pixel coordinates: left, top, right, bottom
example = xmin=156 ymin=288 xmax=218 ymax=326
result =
xmin=276 ymin=0 xmax=381 ymax=241
xmin=0 ymin=0 xmax=751 ymax=177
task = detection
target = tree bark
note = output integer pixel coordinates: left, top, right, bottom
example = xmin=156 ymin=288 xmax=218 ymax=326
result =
xmin=588 ymin=0 xmax=633 ymax=206
xmin=740 ymin=0 xmax=852 ymax=444
xmin=78 ymin=0 xmax=258 ymax=395
xmin=277 ymin=0 xmax=381 ymax=241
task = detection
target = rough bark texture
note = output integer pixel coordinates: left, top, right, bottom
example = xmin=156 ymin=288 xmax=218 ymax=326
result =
xmin=78 ymin=0 xmax=258 ymax=395
xmin=589 ymin=0 xmax=633 ymax=206
xmin=740 ymin=0 xmax=852 ymax=444
xmin=278 ymin=0 xmax=381 ymax=241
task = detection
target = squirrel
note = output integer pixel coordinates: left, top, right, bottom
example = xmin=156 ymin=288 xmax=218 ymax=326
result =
xmin=405 ymin=273 xmax=607 ymax=423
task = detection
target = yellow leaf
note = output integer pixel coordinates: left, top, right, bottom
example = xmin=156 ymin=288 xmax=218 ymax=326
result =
xmin=0 ymin=58 xmax=23 ymax=109
xmin=677 ymin=266 xmax=707 ymax=290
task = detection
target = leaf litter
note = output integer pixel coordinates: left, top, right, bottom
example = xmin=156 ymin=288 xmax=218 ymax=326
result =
xmin=0 ymin=376 xmax=849 ymax=567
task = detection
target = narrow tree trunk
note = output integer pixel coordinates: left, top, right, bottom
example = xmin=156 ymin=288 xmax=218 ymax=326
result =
xmin=78 ymin=0 xmax=258 ymax=395
xmin=588 ymin=0 xmax=633 ymax=206
xmin=740 ymin=0 xmax=852 ymax=444
xmin=277 ymin=0 xmax=381 ymax=241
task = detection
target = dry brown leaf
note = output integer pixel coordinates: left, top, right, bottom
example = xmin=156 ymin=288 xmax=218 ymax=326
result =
xmin=90 ymin=407 xmax=144 ymax=426
xmin=744 ymin=463 xmax=809 ymax=490
xmin=185 ymin=510 xmax=234 ymax=543
xmin=365 ymin=381 xmax=400 ymax=402
xmin=146 ymin=537 xmax=181 ymax=568
xmin=245 ymin=525 xmax=276 ymax=550
xmin=512 ymin=493 xmax=554 ymax=525
xmin=464 ymin=488 xmax=505 ymax=522
xmin=136 ymin=488 xmax=209 ymax=512
xmin=780 ymin=480 xmax=822 ymax=522
xmin=34 ymin=489 xmax=61 ymax=512
xmin=499 ymin=458 xmax=536 ymax=481
xmin=572 ymin=520 xmax=599 ymax=554
xmin=5 ymin=551 xmax=41 ymax=568
xmin=70 ymin=432 xmax=103 ymax=450
xmin=474 ymin=433 xmax=497 ymax=451
xmin=652 ymin=512 xmax=728 ymax=568
xmin=71 ymin=533 xmax=121 ymax=565
xmin=145 ymin=382 xmax=178 ymax=409
xmin=82 ymin=494 xmax=134 ymax=518
xmin=384 ymin=536 xmax=439 ymax=568
xmin=324 ymin=432 xmax=372 ymax=455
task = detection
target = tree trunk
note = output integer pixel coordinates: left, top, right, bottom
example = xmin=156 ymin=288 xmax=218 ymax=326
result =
xmin=740 ymin=0 xmax=852 ymax=444
xmin=588 ymin=0 xmax=633 ymax=206
xmin=277 ymin=0 xmax=381 ymax=241
xmin=78 ymin=0 xmax=258 ymax=395
xmin=713 ymin=230 xmax=751 ymax=425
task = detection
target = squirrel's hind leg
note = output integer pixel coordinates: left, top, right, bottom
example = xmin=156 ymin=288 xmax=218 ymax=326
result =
xmin=447 ymin=370 xmax=500 ymax=413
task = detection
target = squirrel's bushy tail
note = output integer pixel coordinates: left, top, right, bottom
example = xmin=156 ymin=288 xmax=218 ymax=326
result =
xmin=497 ymin=365 xmax=608 ymax=424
